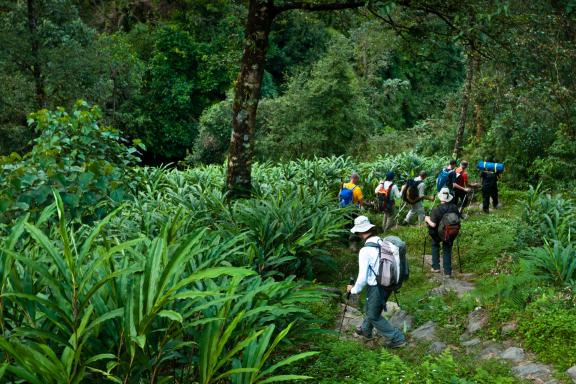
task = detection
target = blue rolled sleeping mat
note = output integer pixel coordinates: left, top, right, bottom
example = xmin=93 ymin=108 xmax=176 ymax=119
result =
xmin=476 ymin=161 xmax=505 ymax=173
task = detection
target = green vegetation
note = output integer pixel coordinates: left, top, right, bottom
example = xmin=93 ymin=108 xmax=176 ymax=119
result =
xmin=1 ymin=121 xmax=575 ymax=381
xmin=1 ymin=0 xmax=575 ymax=382
xmin=0 ymin=101 xmax=142 ymax=223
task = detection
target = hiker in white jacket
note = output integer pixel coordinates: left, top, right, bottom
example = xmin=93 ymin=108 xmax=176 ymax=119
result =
xmin=346 ymin=216 xmax=406 ymax=348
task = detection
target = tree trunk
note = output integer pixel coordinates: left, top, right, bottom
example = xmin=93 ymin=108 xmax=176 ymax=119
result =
xmin=474 ymin=102 xmax=482 ymax=143
xmin=226 ymin=0 xmax=274 ymax=199
xmin=27 ymin=0 xmax=45 ymax=109
xmin=226 ymin=1 xmax=365 ymax=198
xmin=452 ymin=53 xmax=476 ymax=159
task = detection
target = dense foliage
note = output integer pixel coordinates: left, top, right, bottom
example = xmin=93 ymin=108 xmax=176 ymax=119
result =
xmin=1 ymin=0 xmax=576 ymax=381
xmin=0 ymin=101 xmax=142 ymax=223
xmin=1 ymin=111 xmax=574 ymax=381
xmin=2 ymin=1 xmax=574 ymax=181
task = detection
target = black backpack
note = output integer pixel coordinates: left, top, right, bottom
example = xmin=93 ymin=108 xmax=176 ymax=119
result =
xmin=402 ymin=179 xmax=422 ymax=204
xmin=482 ymin=172 xmax=498 ymax=188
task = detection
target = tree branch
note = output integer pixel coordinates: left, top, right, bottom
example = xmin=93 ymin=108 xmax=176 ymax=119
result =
xmin=274 ymin=0 xmax=367 ymax=15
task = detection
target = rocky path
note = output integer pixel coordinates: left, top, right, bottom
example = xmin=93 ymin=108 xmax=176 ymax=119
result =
xmin=336 ymin=260 xmax=575 ymax=383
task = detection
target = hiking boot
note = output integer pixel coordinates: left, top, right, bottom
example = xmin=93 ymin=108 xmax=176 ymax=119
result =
xmin=355 ymin=327 xmax=373 ymax=339
xmin=430 ymin=268 xmax=441 ymax=273
xmin=387 ymin=339 xmax=407 ymax=349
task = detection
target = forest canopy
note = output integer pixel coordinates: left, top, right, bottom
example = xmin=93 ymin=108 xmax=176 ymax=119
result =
xmin=0 ymin=0 xmax=574 ymax=187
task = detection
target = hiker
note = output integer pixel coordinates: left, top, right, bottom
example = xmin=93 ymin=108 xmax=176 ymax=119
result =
xmin=339 ymin=172 xmax=363 ymax=208
xmin=436 ymin=159 xmax=458 ymax=193
xmin=424 ymin=187 xmax=461 ymax=277
xmin=402 ymin=171 xmax=433 ymax=225
xmin=453 ymin=160 xmax=472 ymax=208
xmin=480 ymin=160 xmax=500 ymax=213
xmin=346 ymin=215 xmax=406 ymax=348
xmin=375 ymin=172 xmax=401 ymax=232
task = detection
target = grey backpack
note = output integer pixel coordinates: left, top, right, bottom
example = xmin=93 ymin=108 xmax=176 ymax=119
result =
xmin=438 ymin=212 xmax=461 ymax=242
xmin=365 ymin=237 xmax=408 ymax=289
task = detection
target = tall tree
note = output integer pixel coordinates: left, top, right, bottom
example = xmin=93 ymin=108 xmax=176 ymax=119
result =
xmin=453 ymin=53 xmax=477 ymax=159
xmin=27 ymin=0 xmax=45 ymax=109
xmin=226 ymin=0 xmax=366 ymax=199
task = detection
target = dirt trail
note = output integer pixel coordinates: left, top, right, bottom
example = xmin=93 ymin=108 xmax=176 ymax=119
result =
xmin=336 ymin=264 xmax=566 ymax=383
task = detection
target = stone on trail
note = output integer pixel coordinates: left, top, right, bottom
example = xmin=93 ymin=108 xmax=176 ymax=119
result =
xmin=389 ymin=310 xmax=414 ymax=332
xmin=467 ymin=307 xmax=489 ymax=334
xmin=460 ymin=338 xmax=481 ymax=347
xmin=567 ymin=365 xmax=576 ymax=384
xmin=512 ymin=362 xmax=552 ymax=381
xmin=429 ymin=278 xmax=475 ymax=298
xmin=429 ymin=341 xmax=447 ymax=353
xmin=411 ymin=321 xmax=437 ymax=341
xmin=385 ymin=301 xmax=401 ymax=314
xmin=501 ymin=322 xmax=518 ymax=336
xmin=337 ymin=304 xmax=363 ymax=332
xmin=478 ymin=343 xmax=504 ymax=360
xmin=501 ymin=347 xmax=525 ymax=362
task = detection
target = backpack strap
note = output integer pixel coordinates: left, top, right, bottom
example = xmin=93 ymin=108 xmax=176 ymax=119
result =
xmin=364 ymin=242 xmax=380 ymax=279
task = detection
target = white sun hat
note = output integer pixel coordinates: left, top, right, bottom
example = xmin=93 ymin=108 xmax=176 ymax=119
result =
xmin=350 ymin=215 xmax=375 ymax=233
xmin=437 ymin=187 xmax=454 ymax=203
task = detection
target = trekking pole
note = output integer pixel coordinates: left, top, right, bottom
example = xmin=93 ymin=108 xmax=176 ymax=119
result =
xmin=393 ymin=290 xmax=401 ymax=309
xmin=338 ymin=277 xmax=355 ymax=338
xmin=394 ymin=202 xmax=407 ymax=223
xmin=457 ymin=237 xmax=463 ymax=273
xmin=459 ymin=191 xmax=467 ymax=214
xmin=421 ymin=195 xmax=437 ymax=271
xmin=421 ymin=233 xmax=427 ymax=271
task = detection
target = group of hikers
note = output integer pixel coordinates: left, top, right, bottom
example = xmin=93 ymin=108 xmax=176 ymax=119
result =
xmin=339 ymin=159 xmax=503 ymax=347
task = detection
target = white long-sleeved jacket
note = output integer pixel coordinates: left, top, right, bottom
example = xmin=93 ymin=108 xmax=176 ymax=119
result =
xmin=350 ymin=236 xmax=380 ymax=295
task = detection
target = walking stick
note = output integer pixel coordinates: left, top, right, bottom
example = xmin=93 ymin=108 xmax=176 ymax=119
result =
xmin=457 ymin=237 xmax=463 ymax=273
xmin=459 ymin=191 xmax=468 ymax=214
xmin=393 ymin=290 xmax=402 ymax=309
xmin=421 ymin=233 xmax=427 ymax=271
xmin=421 ymin=195 xmax=437 ymax=271
xmin=394 ymin=202 xmax=407 ymax=223
xmin=338 ymin=277 xmax=355 ymax=338
xmin=456 ymin=187 xmax=477 ymax=273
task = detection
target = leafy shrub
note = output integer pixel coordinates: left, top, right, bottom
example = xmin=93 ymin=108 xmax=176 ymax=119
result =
xmin=521 ymin=240 xmax=576 ymax=286
xmin=257 ymin=35 xmax=376 ymax=161
xmin=190 ymin=98 xmax=233 ymax=165
xmin=294 ymin=337 xmax=383 ymax=383
xmin=518 ymin=295 xmax=576 ymax=371
xmin=294 ymin=339 xmax=520 ymax=384
xmin=518 ymin=183 xmax=575 ymax=247
xmin=120 ymin=166 xmax=349 ymax=279
xmin=0 ymin=193 xmax=324 ymax=383
xmin=0 ymin=100 xmax=142 ymax=223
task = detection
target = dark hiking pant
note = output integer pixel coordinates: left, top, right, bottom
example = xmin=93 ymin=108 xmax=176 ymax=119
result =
xmin=482 ymin=186 xmax=498 ymax=212
xmin=359 ymin=285 xmax=405 ymax=343
xmin=455 ymin=189 xmax=472 ymax=210
xmin=431 ymin=234 xmax=453 ymax=276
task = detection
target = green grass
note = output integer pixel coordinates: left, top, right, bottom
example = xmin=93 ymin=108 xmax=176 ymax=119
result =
xmin=293 ymin=191 xmax=554 ymax=384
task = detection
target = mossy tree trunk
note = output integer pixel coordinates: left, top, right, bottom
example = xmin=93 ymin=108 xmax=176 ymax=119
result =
xmin=226 ymin=0 xmax=366 ymax=199
xmin=227 ymin=0 xmax=274 ymax=199
xmin=27 ymin=0 xmax=45 ymax=109
xmin=453 ymin=53 xmax=477 ymax=159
